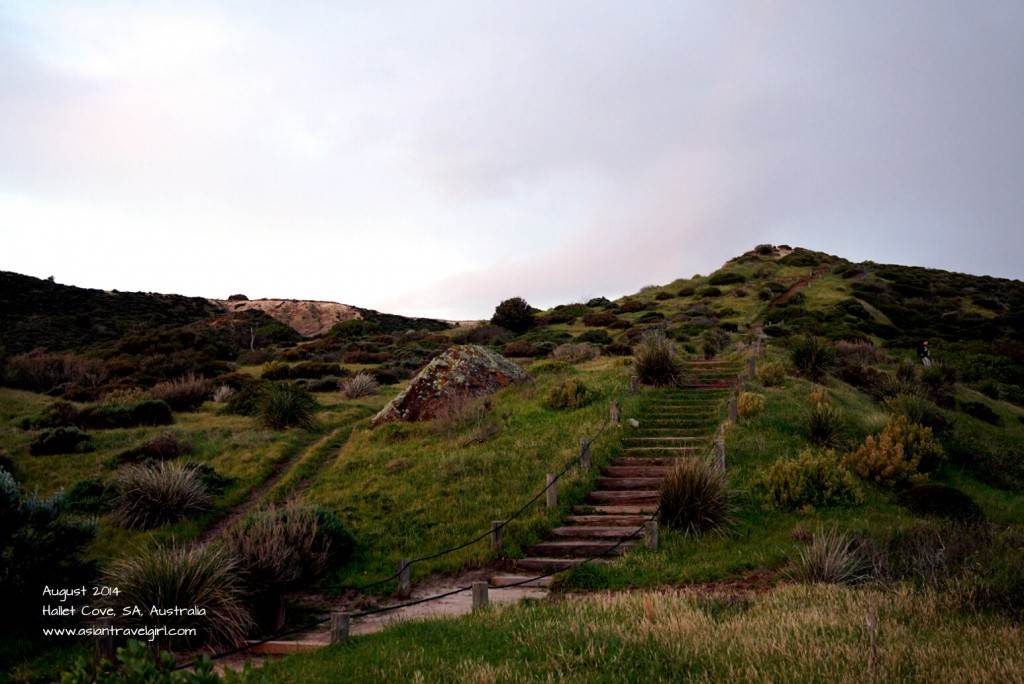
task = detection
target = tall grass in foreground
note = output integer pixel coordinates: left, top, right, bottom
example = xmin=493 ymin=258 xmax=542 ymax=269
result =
xmin=250 ymin=585 xmax=1024 ymax=683
xmin=789 ymin=528 xmax=869 ymax=585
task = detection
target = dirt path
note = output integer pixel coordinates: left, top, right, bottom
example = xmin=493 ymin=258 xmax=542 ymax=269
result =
xmin=196 ymin=426 xmax=348 ymax=543
xmin=770 ymin=264 xmax=832 ymax=307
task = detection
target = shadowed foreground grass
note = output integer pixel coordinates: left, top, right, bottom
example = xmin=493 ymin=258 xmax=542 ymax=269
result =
xmin=246 ymin=585 xmax=1023 ymax=683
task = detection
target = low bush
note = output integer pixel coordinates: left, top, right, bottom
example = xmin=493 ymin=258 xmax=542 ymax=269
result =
xmin=844 ymin=416 xmax=944 ymax=487
xmin=61 ymin=478 xmax=117 ymax=514
xmin=582 ymin=311 xmax=619 ymax=327
xmin=756 ymin=450 xmax=863 ymax=511
xmin=898 ymin=484 xmax=983 ymax=521
xmin=700 ymin=328 xmax=730 ymax=358
xmin=577 ymin=329 xmax=612 ymax=345
xmin=104 ymin=543 xmax=253 ymax=648
xmin=942 ymin=428 xmax=1024 ymax=490
xmin=676 ymin=285 xmax=696 ymax=297
xmin=342 ymin=349 xmax=391 ymax=364
xmin=737 ymin=392 xmax=765 ymax=418
xmin=148 ymin=373 xmax=211 ymax=411
xmin=884 ymin=393 xmax=949 ymax=433
xmin=551 ymin=343 xmax=598 ymax=364
xmin=696 ymin=286 xmax=722 ymax=298
xmin=113 ymin=462 xmax=211 ymax=529
xmin=259 ymin=382 xmax=317 ymax=430
xmin=757 ymin=361 xmax=787 ymax=387
xmin=790 ymin=528 xmax=869 ymax=585
xmin=634 ymin=331 xmax=682 ymax=386
xmin=708 ymin=271 xmax=746 ymax=286
xmin=586 ymin=296 xmax=612 ymax=307
xmin=223 ymin=381 xmax=267 ymax=416
xmin=291 ymin=361 xmax=346 ymax=379
xmin=616 ymin=299 xmax=647 ymax=313
xmin=959 ymin=400 xmax=1001 ymax=425
xmin=340 ymin=372 xmax=379 ymax=399
xmin=543 ymin=379 xmax=593 ymax=410
xmin=605 ymin=342 xmax=632 ymax=356
xmin=491 ymin=297 xmax=535 ymax=333
xmin=806 ymin=402 xmax=843 ymax=448
xmin=62 ymin=640 xmax=220 ymax=684
xmin=115 ymin=433 xmax=190 ymax=465
xmin=790 ymin=335 xmax=836 ymax=381
xmin=29 ymin=427 xmax=94 ymax=456
xmin=25 ymin=399 xmax=174 ymax=430
xmin=655 ymin=292 xmax=673 ymax=300
xmin=503 ymin=340 xmax=539 ymax=357
xmin=835 ymin=339 xmax=884 ymax=366
xmin=2 ymin=350 xmax=107 ymax=394
xmin=659 ymin=458 xmax=734 ymax=535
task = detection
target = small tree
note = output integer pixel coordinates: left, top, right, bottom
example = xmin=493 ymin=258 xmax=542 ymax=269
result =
xmin=491 ymin=297 xmax=535 ymax=333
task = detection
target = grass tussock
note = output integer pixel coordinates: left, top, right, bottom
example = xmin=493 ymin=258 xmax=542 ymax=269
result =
xmin=113 ymin=461 xmax=211 ymax=529
xmin=790 ymin=527 xmax=869 ymax=585
xmin=658 ymin=458 xmax=734 ymax=535
xmin=634 ymin=331 xmax=683 ymax=387
xmin=340 ymin=372 xmax=379 ymax=399
xmin=148 ymin=373 xmax=211 ymax=411
xmin=259 ymin=382 xmax=317 ymax=430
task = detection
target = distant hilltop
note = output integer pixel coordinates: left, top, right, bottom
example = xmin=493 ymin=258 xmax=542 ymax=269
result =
xmin=213 ymin=297 xmax=363 ymax=337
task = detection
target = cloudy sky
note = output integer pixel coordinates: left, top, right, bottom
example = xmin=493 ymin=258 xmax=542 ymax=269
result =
xmin=2 ymin=2 xmax=1022 ymax=319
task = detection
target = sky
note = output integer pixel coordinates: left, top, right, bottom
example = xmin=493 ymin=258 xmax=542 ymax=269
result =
xmin=2 ymin=1 xmax=1023 ymax=320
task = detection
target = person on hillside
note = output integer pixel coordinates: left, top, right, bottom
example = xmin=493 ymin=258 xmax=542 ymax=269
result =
xmin=918 ymin=340 xmax=931 ymax=368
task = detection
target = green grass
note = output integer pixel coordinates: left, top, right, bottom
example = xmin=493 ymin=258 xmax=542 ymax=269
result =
xmin=247 ymin=584 xmax=1024 ymax=683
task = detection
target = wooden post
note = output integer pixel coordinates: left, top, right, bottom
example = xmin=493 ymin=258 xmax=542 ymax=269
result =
xmin=610 ymin=400 xmax=620 ymax=426
xmin=579 ymin=438 xmax=591 ymax=469
xmin=397 ymin=558 xmax=412 ymax=598
xmin=629 ymin=375 xmax=639 ymax=394
xmin=329 ymin=612 xmax=350 ymax=644
xmin=490 ymin=520 xmax=503 ymax=552
xmin=714 ymin=434 xmax=726 ymax=472
xmin=728 ymin=396 xmax=738 ymax=422
xmin=96 ymin=618 xmax=115 ymax=662
xmin=747 ymin=354 xmax=756 ymax=379
xmin=546 ymin=473 xmax=557 ymax=508
xmin=472 ymin=581 xmax=489 ymax=611
xmin=644 ymin=520 xmax=659 ymax=550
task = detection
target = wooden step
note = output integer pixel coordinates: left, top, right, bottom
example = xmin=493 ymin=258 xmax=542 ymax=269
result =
xmin=573 ymin=504 xmax=658 ymax=515
xmin=623 ymin=447 xmax=702 ymax=454
xmin=587 ymin=490 xmax=659 ymax=504
xmin=525 ymin=540 xmax=636 ymax=557
xmin=601 ymin=466 xmax=671 ymax=477
xmin=566 ymin=514 xmax=648 ymax=526
xmin=551 ymin=526 xmax=642 ymax=539
xmin=489 ymin=574 xmax=554 ymax=588
xmin=514 ymin=557 xmax=593 ymax=573
xmin=611 ymin=457 xmax=685 ymax=467
xmin=595 ymin=476 xmax=664 ymax=489
xmin=622 ymin=436 xmax=708 ymax=442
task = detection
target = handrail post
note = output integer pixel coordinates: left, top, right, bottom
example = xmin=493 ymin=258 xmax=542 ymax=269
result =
xmin=490 ymin=520 xmax=503 ymax=552
xmin=714 ymin=433 xmax=726 ymax=472
xmin=546 ymin=473 xmax=557 ymax=509
xmin=330 ymin=612 xmax=350 ymax=643
xmin=610 ymin=400 xmax=620 ymax=427
xmin=397 ymin=558 xmax=412 ymax=598
xmin=579 ymin=438 xmax=591 ymax=469
xmin=728 ymin=395 xmax=738 ymax=422
xmin=472 ymin=581 xmax=489 ymax=611
xmin=644 ymin=520 xmax=659 ymax=550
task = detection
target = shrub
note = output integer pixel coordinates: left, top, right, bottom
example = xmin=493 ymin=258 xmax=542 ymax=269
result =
xmin=582 ymin=311 xmax=619 ymax=327
xmin=491 ymin=297 xmax=535 ymax=333
xmin=960 ymin=400 xmax=1001 ymax=425
xmin=61 ymin=478 xmax=117 ymax=514
xmin=503 ymin=340 xmax=539 ymax=357
xmin=658 ymin=459 xmax=734 ymax=535
xmin=754 ymin=243 xmax=774 ymax=255
xmin=790 ymin=335 xmax=835 ymax=380
xmin=756 ymin=450 xmax=863 ymax=511
xmin=634 ymin=331 xmax=682 ymax=386
xmin=898 ymin=484 xmax=983 ymax=521
xmin=737 ymin=392 xmax=765 ymax=418
xmin=259 ymin=382 xmax=317 ymax=429
xmin=2 ymin=350 xmax=107 ymax=394
xmin=700 ymin=328 xmax=730 ymax=358
xmin=844 ymin=416 xmax=944 ymax=487
xmin=340 ymin=372 xmax=379 ymax=399
xmin=884 ymin=393 xmax=949 ymax=433
xmin=806 ymin=402 xmax=843 ymax=448
xmin=148 ymin=373 xmax=211 ymax=411
xmin=104 ymin=543 xmax=252 ymax=648
xmin=342 ymin=350 xmax=390 ymax=364
xmin=113 ymin=462 xmax=211 ymax=529
xmin=696 ymin=286 xmax=722 ymax=298
xmin=577 ymin=329 xmax=612 ymax=345
xmin=605 ymin=342 xmax=632 ymax=356
xmin=543 ymin=379 xmax=593 ymax=410
xmin=30 ymin=427 xmax=94 ymax=456
xmin=790 ymin=528 xmax=869 ymax=585
xmin=61 ymin=640 xmax=221 ymax=684
xmin=835 ymin=339 xmax=884 ymax=366
xmin=708 ymin=271 xmax=746 ymax=286
xmin=551 ymin=343 xmax=598 ymax=364
xmin=290 ymin=361 xmax=345 ymax=379
xmin=586 ymin=296 xmax=612 ymax=307
xmin=677 ymin=285 xmax=696 ymax=297
xmin=224 ymin=381 xmax=267 ymax=416
xmin=616 ymin=299 xmax=647 ymax=313
xmin=757 ymin=361 xmax=787 ymax=387
xmin=115 ymin=433 xmax=190 ymax=465
xmin=26 ymin=399 xmax=174 ymax=430
xmin=655 ymin=292 xmax=673 ymax=300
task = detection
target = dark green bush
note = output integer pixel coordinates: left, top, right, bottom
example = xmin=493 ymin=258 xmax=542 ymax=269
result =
xmin=543 ymin=379 xmax=593 ymax=410
xmin=960 ymin=400 xmax=1001 ymax=425
xmin=223 ymin=380 xmax=267 ymax=416
xmin=884 ymin=393 xmax=950 ymax=434
xmin=81 ymin=400 xmax=174 ymax=429
xmin=790 ymin=335 xmax=836 ymax=380
xmin=708 ymin=272 xmax=746 ymax=286
xmin=61 ymin=478 xmax=117 ymax=514
xmin=700 ymin=328 xmax=730 ymax=359
xmin=61 ymin=639 xmax=221 ymax=684
xmin=655 ymin=292 xmax=673 ymax=300
xmin=586 ymin=297 xmax=612 ymax=307
xmin=491 ymin=297 xmax=535 ymax=333
xmin=756 ymin=450 xmax=862 ymax=511
xmin=582 ymin=311 xmax=619 ymax=327
xmin=898 ymin=484 xmax=983 ymax=521
xmin=577 ymin=329 xmax=611 ymax=345
xmin=616 ymin=300 xmax=647 ymax=313
xmin=807 ymin=402 xmax=843 ymax=447
xmin=30 ymin=427 xmax=94 ymax=456
xmin=259 ymin=382 xmax=317 ymax=429
xmin=677 ymin=285 xmax=696 ymax=297
xmin=659 ymin=459 xmax=734 ymax=535
xmin=503 ymin=340 xmax=540 ymax=358
xmin=637 ymin=312 xmax=665 ymax=323
xmin=697 ymin=286 xmax=722 ymax=298
xmin=605 ymin=342 xmax=632 ymax=356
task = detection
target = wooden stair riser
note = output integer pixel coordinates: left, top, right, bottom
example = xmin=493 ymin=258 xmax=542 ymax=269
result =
xmin=566 ymin=514 xmax=649 ymax=526
xmin=525 ymin=541 xmax=635 ymax=557
xmin=586 ymin=490 xmax=659 ymax=504
xmin=551 ymin=526 xmax=644 ymax=539
xmin=601 ymin=466 xmax=672 ymax=477
xmin=595 ymin=476 xmax=664 ymax=490
xmin=573 ymin=504 xmax=658 ymax=515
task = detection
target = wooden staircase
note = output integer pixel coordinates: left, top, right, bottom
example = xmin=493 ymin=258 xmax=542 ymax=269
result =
xmin=490 ymin=358 xmax=740 ymax=588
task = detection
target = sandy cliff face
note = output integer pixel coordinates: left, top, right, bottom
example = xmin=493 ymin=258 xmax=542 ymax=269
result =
xmin=212 ymin=298 xmax=362 ymax=337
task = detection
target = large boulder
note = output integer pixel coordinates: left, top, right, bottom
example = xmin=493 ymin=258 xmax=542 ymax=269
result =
xmin=371 ymin=345 xmax=528 ymax=425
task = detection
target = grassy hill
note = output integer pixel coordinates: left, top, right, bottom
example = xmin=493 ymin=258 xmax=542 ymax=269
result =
xmin=2 ymin=246 xmax=1022 ymax=682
